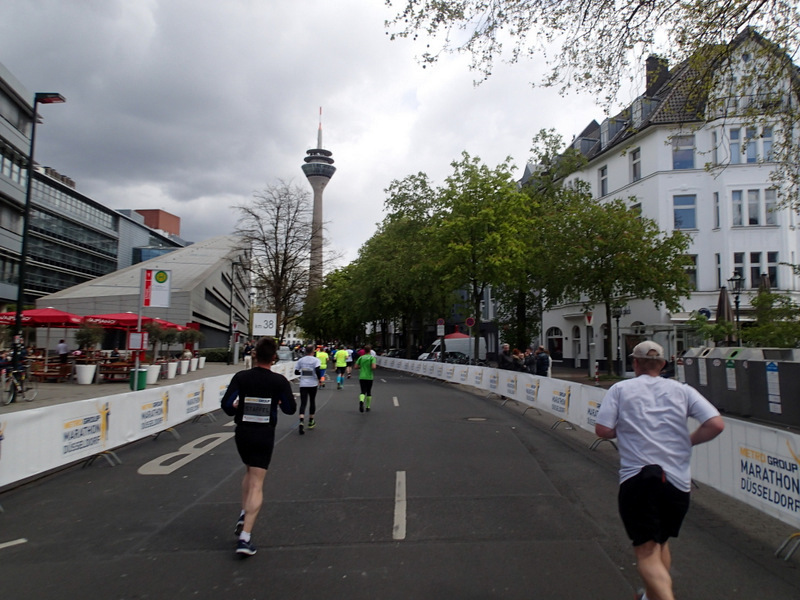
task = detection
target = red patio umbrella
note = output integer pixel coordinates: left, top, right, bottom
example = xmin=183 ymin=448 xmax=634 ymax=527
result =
xmin=151 ymin=317 xmax=187 ymax=331
xmin=0 ymin=308 xmax=83 ymax=370
xmin=0 ymin=307 xmax=83 ymax=327
xmin=83 ymin=312 xmax=154 ymax=328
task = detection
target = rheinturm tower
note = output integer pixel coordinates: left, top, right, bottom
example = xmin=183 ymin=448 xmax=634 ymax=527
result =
xmin=301 ymin=108 xmax=336 ymax=293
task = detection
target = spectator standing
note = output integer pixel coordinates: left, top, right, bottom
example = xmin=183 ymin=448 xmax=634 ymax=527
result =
xmin=220 ymin=338 xmax=297 ymax=557
xmin=498 ymin=343 xmax=515 ymax=370
xmin=243 ymin=340 xmax=254 ymax=369
xmin=535 ymin=346 xmax=551 ymax=377
xmin=594 ymin=341 xmax=724 ymax=600
xmin=57 ymin=339 xmax=70 ymax=381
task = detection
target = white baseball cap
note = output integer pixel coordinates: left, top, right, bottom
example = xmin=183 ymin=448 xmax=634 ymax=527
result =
xmin=629 ymin=340 xmax=665 ymax=360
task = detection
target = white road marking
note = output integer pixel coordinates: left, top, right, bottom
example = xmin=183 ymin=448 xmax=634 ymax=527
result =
xmin=138 ymin=433 xmax=235 ymax=475
xmin=0 ymin=538 xmax=27 ymax=550
xmin=393 ymin=470 xmax=407 ymax=540
xmin=393 ymin=396 xmax=399 ymax=407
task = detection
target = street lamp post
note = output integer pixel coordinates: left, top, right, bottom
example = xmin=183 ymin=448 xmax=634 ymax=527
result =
xmin=12 ymin=92 xmax=65 ymax=378
xmin=727 ymin=271 xmax=745 ymax=347
xmin=228 ymin=260 xmax=241 ymax=364
xmin=611 ymin=305 xmax=623 ymax=376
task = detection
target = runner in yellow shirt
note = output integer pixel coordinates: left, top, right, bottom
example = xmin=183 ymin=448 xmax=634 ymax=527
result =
xmin=315 ymin=346 xmax=329 ymax=388
xmin=334 ymin=345 xmax=349 ymax=390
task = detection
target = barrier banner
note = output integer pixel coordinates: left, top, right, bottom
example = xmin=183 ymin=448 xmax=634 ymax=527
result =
xmin=0 ymin=365 xmax=299 ymax=490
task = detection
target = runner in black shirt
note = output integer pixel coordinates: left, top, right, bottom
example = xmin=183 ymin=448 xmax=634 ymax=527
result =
xmin=221 ymin=337 xmax=296 ymax=557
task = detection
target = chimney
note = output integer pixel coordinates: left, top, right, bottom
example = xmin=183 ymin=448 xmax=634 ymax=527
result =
xmin=645 ymin=55 xmax=669 ymax=95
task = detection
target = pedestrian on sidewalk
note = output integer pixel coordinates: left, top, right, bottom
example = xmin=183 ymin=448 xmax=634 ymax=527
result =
xmin=355 ymin=344 xmax=377 ymax=412
xmin=294 ymin=344 xmax=321 ymax=435
xmin=594 ymin=340 xmax=724 ymax=600
xmin=220 ymin=337 xmax=297 ymax=557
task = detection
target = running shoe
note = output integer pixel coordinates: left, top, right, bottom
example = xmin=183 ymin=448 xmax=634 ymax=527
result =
xmin=308 ymin=418 xmax=316 ymax=429
xmin=234 ymin=514 xmax=245 ymax=536
xmin=359 ymin=400 xmax=364 ymax=413
xmin=236 ymin=539 xmax=257 ymax=556
xmin=299 ymin=421 xmax=305 ymax=435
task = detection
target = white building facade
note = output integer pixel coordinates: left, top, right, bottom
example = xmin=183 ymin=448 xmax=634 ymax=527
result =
xmin=543 ymin=33 xmax=800 ymax=371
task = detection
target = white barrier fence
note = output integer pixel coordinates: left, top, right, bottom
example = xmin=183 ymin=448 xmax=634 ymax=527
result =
xmin=380 ymin=357 xmax=800 ymax=531
xmin=0 ymin=362 xmax=297 ymax=489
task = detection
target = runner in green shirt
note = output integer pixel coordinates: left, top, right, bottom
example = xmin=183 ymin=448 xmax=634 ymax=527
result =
xmin=355 ymin=345 xmax=377 ymax=412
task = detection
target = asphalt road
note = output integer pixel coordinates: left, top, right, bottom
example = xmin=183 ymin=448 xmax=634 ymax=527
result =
xmin=1 ymin=368 xmax=799 ymax=599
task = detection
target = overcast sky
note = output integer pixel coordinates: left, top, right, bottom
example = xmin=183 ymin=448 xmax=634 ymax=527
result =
xmin=0 ymin=0 xmax=607 ymax=267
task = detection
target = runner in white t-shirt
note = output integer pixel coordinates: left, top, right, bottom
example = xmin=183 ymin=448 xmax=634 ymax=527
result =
xmin=595 ymin=340 xmax=724 ymax=600
xmin=293 ymin=344 xmax=321 ymax=435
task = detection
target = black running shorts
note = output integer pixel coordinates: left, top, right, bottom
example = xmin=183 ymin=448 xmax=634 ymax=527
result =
xmin=618 ymin=464 xmax=690 ymax=546
xmin=235 ymin=424 xmax=276 ymax=470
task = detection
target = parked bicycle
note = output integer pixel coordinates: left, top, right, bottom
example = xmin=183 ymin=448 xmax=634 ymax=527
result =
xmin=1 ymin=364 xmax=38 ymax=405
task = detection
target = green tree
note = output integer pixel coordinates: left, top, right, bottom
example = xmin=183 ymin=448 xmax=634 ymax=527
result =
xmin=431 ymin=152 xmax=531 ymax=359
xmin=543 ymin=195 xmax=693 ymax=374
xmin=143 ymin=322 xmax=166 ymax=361
xmin=685 ymin=313 xmax=738 ymax=346
xmin=493 ymin=129 xmax=590 ymax=350
xmin=385 ymin=1 xmax=799 ymax=102
xmin=742 ymin=291 xmax=800 ymax=347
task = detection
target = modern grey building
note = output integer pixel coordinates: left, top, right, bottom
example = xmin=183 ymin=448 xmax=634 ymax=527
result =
xmin=0 ymin=60 xmax=185 ymax=312
xmin=37 ymin=235 xmax=250 ymax=349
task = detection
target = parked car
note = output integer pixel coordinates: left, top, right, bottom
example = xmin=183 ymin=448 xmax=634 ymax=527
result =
xmin=276 ymin=346 xmax=294 ymax=363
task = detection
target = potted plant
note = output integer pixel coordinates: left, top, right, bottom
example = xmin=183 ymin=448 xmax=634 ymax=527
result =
xmin=73 ymin=324 xmax=105 ymax=384
xmin=179 ymin=329 xmax=204 ymax=371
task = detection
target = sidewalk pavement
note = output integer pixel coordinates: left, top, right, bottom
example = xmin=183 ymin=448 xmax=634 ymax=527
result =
xmin=0 ymin=361 xmax=243 ymax=414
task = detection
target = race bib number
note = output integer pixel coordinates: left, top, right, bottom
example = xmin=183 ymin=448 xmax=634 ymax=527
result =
xmin=242 ymin=396 xmax=272 ymax=423
xmin=301 ymin=368 xmax=315 ymax=377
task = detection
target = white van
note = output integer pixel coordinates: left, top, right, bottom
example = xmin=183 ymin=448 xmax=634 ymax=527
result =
xmin=418 ymin=337 xmax=487 ymax=361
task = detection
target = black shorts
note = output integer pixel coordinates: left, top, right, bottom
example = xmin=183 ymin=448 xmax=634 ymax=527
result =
xmin=618 ymin=464 xmax=690 ymax=546
xmin=235 ymin=424 xmax=276 ymax=470
xmin=336 ymin=366 xmax=346 ymax=375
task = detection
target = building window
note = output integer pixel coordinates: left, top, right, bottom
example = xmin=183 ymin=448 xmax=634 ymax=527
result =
xmin=731 ymin=188 xmax=777 ymax=227
xmin=672 ymin=135 xmax=695 ymax=169
xmin=733 ymin=252 xmax=745 ymax=280
xmin=746 ymin=127 xmax=758 ymax=163
xmin=730 ymin=128 xmax=741 ymax=164
xmin=715 ymin=253 xmax=721 ymax=289
xmin=685 ymin=255 xmax=698 ymax=290
xmin=750 ymin=252 xmax=762 ymax=287
xmin=732 ymin=190 xmax=743 ymax=226
xmin=630 ymin=148 xmax=641 ymax=182
xmin=630 ymin=202 xmax=642 ymax=218
xmin=763 ymin=127 xmax=773 ymax=161
xmin=673 ymin=194 xmax=696 ymax=229
xmin=712 ymin=131 xmax=719 ymax=165
xmin=765 ymin=188 xmax=777 ymax=225
xmin=713 ymin=192 xmax=720 ymax=229
xmin=599 ymin=166 xmax=608 ymax=196
xmin=748 ymin=189 xmax=760 ymax=225
xmin=768 ymin=252 xmax=779 ymax=288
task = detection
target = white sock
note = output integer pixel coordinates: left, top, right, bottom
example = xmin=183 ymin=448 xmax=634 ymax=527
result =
xmin=239 ymin=531 xmax=251 ymax=542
